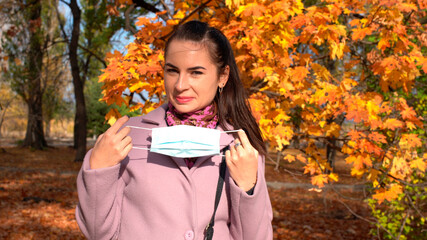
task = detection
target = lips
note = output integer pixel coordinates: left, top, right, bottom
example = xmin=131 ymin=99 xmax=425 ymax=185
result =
xmin=175 ymin=96 xmax=194 ymax=103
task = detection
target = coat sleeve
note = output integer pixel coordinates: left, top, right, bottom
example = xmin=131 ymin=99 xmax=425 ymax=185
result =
xmin=228 ymin=155 xmax=273 ymax=240
xmin=75 ymin=149 xmax=126 ymax=240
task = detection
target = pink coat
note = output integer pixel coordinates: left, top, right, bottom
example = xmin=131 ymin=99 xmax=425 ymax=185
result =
xmin=76 ymin=104 xmax=273 ymax=240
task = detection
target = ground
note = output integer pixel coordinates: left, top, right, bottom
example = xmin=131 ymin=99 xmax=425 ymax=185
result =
xmin=0 ymin=146 xmax=374 ymax=239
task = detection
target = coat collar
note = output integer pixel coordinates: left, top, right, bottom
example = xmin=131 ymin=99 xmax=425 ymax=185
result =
xmin=140 ymin=103 xmax=168 ymax=127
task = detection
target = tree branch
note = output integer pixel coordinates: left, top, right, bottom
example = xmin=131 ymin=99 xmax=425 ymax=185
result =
xmin=334 ymin=194 xmax=399 ymax=239
xmin=160 ymin=0 xmax=213 ymax=41
xmin=125 ymin=4 xmax=137 ymax=34
xmin=77 ymin=43 xmax=107 ymax=68
xmin=59 ymin=0 xmax=70 ymax=7
xmin=159 ymin=0 xmax=173 ymax=18
xmin=132 ymin=0 xmax=161 ymax=13
xmin=397 ymin=210 xmax=409 ymax=240
xmin=55 ymin=4 xmax=68 ymax=41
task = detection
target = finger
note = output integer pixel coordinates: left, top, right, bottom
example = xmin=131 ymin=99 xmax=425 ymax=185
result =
xmin=225 ymin=149 xmax=231 ymax=160
xmin=237 ymin=129 xmax=252 ymax=149
xmin=96 ymin=133 xmax=104 ymax=143
xmin=234 ymin=138 xmax=242 ymax=149
xmin=229 ymin=144 xmax=237 ymax=160
xmin=118 ymin=135 xmax=132 ymax=150
xmin=107 ymin=116 xmax=129 ymax=135
xmin=116 ymin=125 xmax=131 ymax=140
xmin=225 ymin=150 xmax=234 ymax=167
xmin=122 ymin=141 xmax=133 ymax=158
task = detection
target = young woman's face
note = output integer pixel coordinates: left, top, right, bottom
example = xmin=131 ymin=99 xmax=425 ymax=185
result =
xmin=164 ymin=40 xmax=228 ymax=113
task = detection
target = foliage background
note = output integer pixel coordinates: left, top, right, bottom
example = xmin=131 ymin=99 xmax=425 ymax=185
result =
xmin=99 ymin=0 xmax=427 ymax=238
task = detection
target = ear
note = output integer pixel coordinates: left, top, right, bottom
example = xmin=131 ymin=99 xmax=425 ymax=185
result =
xmin=218 ymin=65 xmax=230 ymax=88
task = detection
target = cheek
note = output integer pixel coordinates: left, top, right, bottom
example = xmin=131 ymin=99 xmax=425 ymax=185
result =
xmin=164 ymin=75 xmax=174 ymax=88
xmin=201 ymin=78 xmax=220 ymax=97
xmin=164 ymin=78 xmax=174 ymax=97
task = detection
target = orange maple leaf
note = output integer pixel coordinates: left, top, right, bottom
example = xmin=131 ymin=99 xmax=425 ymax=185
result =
xmin=399 ymin=134 xmax=422 ymax=149
xmin=347 ymin=130 xmax=365 ymax=141
xmin=372 ymin=184 xmax=403 ymax=204
xmin=297 ymin=154 xmax=307 ymax=164
xmin=311 ymin=174 xmax=328 ymax=188
xmin=352 ymin=27 xmax=373 ymax=41
xmin=284 ymin=154 xmax=296 ymax=163
xmin=368 ymin=132 xmax=387 ymax=144
xmin=383 ymin=119 xmax=404 ymax=130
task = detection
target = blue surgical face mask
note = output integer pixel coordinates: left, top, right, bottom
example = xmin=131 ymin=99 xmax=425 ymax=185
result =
xmin=129 ymin=125 xmax=240 ymax=158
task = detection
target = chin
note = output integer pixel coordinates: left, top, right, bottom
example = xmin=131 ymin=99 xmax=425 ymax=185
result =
xmin=171 ymin=103 xmax=198 ymax=114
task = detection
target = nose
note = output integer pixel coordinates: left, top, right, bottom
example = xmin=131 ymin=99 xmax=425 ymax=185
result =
xmin=175 ymin=73 xmax=190 ymax=92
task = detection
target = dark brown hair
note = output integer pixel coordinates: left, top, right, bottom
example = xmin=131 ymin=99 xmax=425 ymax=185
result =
xmin=164 ymin=20 xmax=267 ymax=157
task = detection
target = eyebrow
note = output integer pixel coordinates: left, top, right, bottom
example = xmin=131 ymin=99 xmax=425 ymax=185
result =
xmin=165 ymin=63 xmax=206 ymax=71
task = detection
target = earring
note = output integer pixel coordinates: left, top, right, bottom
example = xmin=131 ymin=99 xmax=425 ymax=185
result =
xmin=219 ymin=84 xmax=224 ymax=93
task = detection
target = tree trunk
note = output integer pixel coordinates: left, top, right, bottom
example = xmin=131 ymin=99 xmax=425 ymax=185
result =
xmin=45 ymin=119 xmax=51 ymax=139
xmin=69 ymin=0 xmax=87 ymax=161
xmin=0 ymin=99 xmax=14 ymax=138
xmin=22 ymin=0 xmax=47 ymax=149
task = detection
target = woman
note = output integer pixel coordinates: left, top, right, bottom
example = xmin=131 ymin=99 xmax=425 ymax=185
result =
xmin=76 ymin=20 xmax=273 ymax=240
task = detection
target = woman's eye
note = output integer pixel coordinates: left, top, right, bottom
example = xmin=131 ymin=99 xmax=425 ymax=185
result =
xmin=192 ymin=71 xmax=203 ymax=75
xmin=166 ymin=68 xmax=178 ymax=74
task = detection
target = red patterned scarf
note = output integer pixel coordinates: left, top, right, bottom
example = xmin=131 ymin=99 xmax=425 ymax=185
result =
xmin=165 ymin=102 xmax=218 ymax=168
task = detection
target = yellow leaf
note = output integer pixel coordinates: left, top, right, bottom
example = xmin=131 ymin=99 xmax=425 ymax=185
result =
xmin=325 ymin=122 xmax=341 ymax=138
xmin=351 ymin=168 xmax=365 ymax=178
xmin=367 ymin=169 xmax=380 ymax=182
xmin=105 ymin=108 xmax=121 ymax=126
xmin=328 ymin=173 xmax=339 ymax=182
xmin=307 ymin=126 xmax=323 ymax=136
xmin=311 ymin=63 xmax=331 ymax=81
xmin=410 ymin=158 xmax=426 ymax=172
xmin=226 ymin=0 xmax=244 ymax=8
xmin=330 ymin=41 xmax=345 ymax=60
xmin=129 ymin=81 xmax=149 ymax=92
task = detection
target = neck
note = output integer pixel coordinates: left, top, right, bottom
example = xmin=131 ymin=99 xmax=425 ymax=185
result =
xmin=166 ymin=102 xmax=218 ymax=129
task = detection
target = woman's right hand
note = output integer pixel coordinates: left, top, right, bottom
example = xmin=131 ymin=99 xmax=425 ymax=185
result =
xmin=89 ymin=116 xmax=133 ymax=169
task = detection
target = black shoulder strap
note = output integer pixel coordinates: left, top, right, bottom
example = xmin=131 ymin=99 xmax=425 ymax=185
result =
xmin=204 ymin=146 xmax=229 ymax=240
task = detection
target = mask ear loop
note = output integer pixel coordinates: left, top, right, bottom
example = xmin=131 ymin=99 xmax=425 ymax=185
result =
xmin=129 ymin=126 xmax=243 ymax=134
xmin=128 ymin=126 xmax=153 ymax=131
xmin=222 ymin=130 xmax=244 ymax=133
xmin=128 ymin=126 xmax=152 ymax=150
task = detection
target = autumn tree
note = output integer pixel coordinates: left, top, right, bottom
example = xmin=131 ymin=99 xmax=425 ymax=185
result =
xmin=57 ymin=0 xmax=153 ymax=161
xmin=0 ymin=0 xmax=73 ymax=147
xmin=100 ymin=0 xmax=426 ymax=238
xmin=0 ymin=0 xmax=49 ymax=149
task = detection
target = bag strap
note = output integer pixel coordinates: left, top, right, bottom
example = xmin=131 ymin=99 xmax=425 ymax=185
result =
xmin=204 ymin=146 xmax=229 ymax=240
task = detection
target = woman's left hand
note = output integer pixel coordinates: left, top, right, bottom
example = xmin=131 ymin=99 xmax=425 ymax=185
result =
xmin=225 ymin=130 xmax=259 ymax=192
